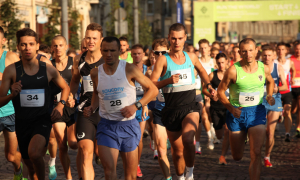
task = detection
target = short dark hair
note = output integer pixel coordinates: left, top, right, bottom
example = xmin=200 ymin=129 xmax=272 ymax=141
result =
xmin=38 ymin=44 xmax=51 ymax=54
xmin=119 ymin=36 xmax=128 ymax=42
xmin=52 ymin=35 xmax=67 ymax=43
xmin=86 ymin=23 xmax=103 ymax=37
xmin=67 ymin=49 xmax=76 ymax=56
xmin=131 ymin=44 xmax=144 ymax=52
xmin=0 ymin=26 xmax=4 ymax=37
xmin=293 ymin=40 xmax=300 ymax=47
xmin=216 ymin=53 xmax=227 ymax=61
xmin=211 ymin=47 xmax=219 ymax=52
xmin=16 ymin=28 xmax=38 ymax=44
xmin=101 ymin=36 xmax=120 ymax=50
xmin=262 ymin=45 xmax=274 ymax=52
xmin=212 ymin=41 xmax=220 ymax=47
xmin=198 ymin=39 xmax=210 ymax=46
xmin=152 ymin=38 xmax=169 ymax=50
xmin=232 ymin=46 xmax=239 ymax=51
xmin=169 ymin=23 xmax=187 ymax=34
xmin=239 ymin=38 xmax=256 ymax=49
xmin=276 ymin=42 xmax=287 ymax=49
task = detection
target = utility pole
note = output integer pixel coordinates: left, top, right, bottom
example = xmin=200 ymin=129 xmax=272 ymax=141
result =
xmin=62 ymin=0 xmax=69 ymax=44
xmin=161 ymin=0 xmax=165 ymax=38
xmin=133 ymin=0 xmax=139 ymax=44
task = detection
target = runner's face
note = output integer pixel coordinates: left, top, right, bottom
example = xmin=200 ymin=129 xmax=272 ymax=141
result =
xmin=187 ymin=46 xmax=195 ymax=53
xmin=168 ymin=30 xmax=186 ymax=52
xmin=85 ymin=30 xmax=102 ymax=52
xmin=262 ymin=50 xmax=274 ymax=65
xmin=18 ymin=36 xmax=39 ymax=61
xmin=216 ymin=57 xmax=227 ymax=71
xmin=81 ymin=39 xmax=87 ymax=53
xmin=153 ymin=45 xmax=168 ymax=65
xmin=232 ymin=48 xmax=240 ymax=60
xmin=211 ymin=50 xmax=219 ymax=59
xmin=239 ymin=42 xmax=257 ymax=63
xmin=276 ymin=45 xmax=287 ymax=57
xmin=101 ymin=41 xmax=120 ymax=66
xmin=199 ymin=43 xmax=210 ymax=56
xmin=120 ymin=41 xmax=128 ymax=54
xmin=295 ymin=44 xmax=300 ymax=57
xmin=131 ymin=48 xmax=144 ymax=64
xmin=52 ymin=38 xmax=68 ymax=58
xmin=0 ymin=33 xmax=5 ymax=47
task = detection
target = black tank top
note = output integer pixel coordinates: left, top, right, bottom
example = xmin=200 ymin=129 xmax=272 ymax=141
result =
xmin=52 ymin=56 xmax=73 ymax=85
xmin=210 ymin=70 xmax=226 ymax=110
xmin=78 ymin=51 xmax=104 ymax=111
xmin=12 ymin=60 xmax=50 ymax=121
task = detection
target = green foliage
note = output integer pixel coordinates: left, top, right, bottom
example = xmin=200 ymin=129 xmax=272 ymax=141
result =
xmin=69 ymin=10 xmax=80 ymax=50
xmin=42 ymin=3 xmax=60 ymax=47
xmin=0 ymin=0 xmax=23 ymax=51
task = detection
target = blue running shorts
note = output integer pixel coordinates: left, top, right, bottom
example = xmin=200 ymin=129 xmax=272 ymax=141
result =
xmin=96 ymin=118 xmax=141 ymax=152
xmin=136 ymin=95 xmax=150 ymax=122
xmin=0 ymin=114 xmax=15 ymax=132
xmin=262 ymin=93 xmax=283 ymax=114
xmin=226 ymin=104 xmax=267 ymax=132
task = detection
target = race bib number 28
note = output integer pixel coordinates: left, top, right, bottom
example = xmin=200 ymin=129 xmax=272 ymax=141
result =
xmin=103 ymin=93 xmax=128 ymax=113
xmin=20 ymin=89 xmax=45 ymax=107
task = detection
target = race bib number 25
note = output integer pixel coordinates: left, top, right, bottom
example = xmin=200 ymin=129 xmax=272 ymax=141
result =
xmin=239 ymin=92 xmax=260 ymax=106
xmin=20 ymin=89 xmax=45 ymax=107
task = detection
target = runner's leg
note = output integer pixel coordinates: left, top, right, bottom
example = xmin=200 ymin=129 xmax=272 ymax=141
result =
xmin=98 ymin=145 xmax=119 ymax=180
xmin=3 ymin=129 xmax=21 ymax=172
xmin=121 ymin=148 xmax=139 ymax=180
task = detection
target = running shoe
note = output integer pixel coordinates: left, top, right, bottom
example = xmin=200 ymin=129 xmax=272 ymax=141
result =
xmin=153 ymin=150 xmax=158 ymax=160
xmin=48 ymin=165 xmax=57 ymax=180
xmin=143 ymin=130 xmax=149 ymax=138
xmin=22 ymin=178 xmax=28 ymax=180
xmin=264 ymin=158 xmax=273 ymax=167
xmin=46 ymin=149 xmax=50 ymax=155
xmin=219 ymin=156 xmax=227 ymax=165
xmin=137 ymin=166 xmax=143 ymax=178
xmin=278 ymin=111 xmax=284 ymax=123
xmin=150 ymin=140 xmax=155 ymax=151
xmin=195 ymin=148 xmax=201 ymax=155
xmin=195 ymin=144 xmax=201 ymax=154
xmin=285 ymin=134 xmax=290 ymax=142
xmin=95 ymin=155 xmax=101 ymax=165
xmin=296 ymin=129 xmax=300 ymax=138
xmin=207 ymin=139 xmax=214 ymax=150
xmin=166 ymin=138 xmax=171 ymax=150
xmin=186 ymin=177 xmax=194 ymax=180
xmin=213 ymin=137 xmax=221 ymax=144
xmin=13 ymin=162 xmax=23 ymax=180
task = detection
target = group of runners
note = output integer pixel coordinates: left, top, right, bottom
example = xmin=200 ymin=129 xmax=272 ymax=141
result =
xmin=0 ymin=22 xmax=299 ymax=180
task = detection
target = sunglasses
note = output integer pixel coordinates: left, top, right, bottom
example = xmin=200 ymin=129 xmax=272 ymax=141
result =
xmin=153 ymin=51 xmax=168 ymax=55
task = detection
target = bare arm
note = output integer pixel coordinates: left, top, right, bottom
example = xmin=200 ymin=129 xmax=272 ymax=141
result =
xmin=202 ymin=72 xmax=214 ymax=98
xmin=290 ymin=60 xmax=296 ymax=85
xmin=5 ymin=52 xmax=20 ymax=67
xmin=264 ymin=65 xmax=274 ymax=97
xmin=70 ymin=55 xmax=81 ymax=97
xmin=0 ymin=65 xmax=17 ymax=107
xmin=278 ymin=64 xmax=288 ymax=92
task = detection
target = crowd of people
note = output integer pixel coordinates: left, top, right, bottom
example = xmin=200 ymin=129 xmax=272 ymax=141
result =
xmin=0 ymin=22 xmax=299 ymax=180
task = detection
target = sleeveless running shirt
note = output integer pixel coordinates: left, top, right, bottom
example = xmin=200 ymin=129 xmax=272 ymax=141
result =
xmin=229 ymin=61 xmax=265 ymax=107
xmin=161 ymin=52 xmax=195 ymax=107
xmin=135 ymin=64 xmax=148 ymax=96
xmin=264 ymin=63 xmax=279 ymax=96
xmin=12 ymin=60 xmax=50 ymax=121
xmin=78 ymin=51 xmax=104 ymax=111
xmin=0 ymin=51 xmax=15 ymax=117
xmin=97 ymin=60 xmax=136 ymax=121
xmin=274 ymin=59 xmax=291 ymax=94
xmin=211 ymin=70 xmax=228 ymax=110
xmin=119 ymin=52 xmax=133 ymax=64
xmin=291 ymin=55 xmax=300 ymax=88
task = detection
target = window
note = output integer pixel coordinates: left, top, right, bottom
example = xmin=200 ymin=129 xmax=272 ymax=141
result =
xmin=147 ymin=0 xmax=154 ymax=15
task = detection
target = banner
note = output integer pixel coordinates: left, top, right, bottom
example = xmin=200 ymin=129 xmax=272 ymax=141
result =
xmin=177 ymin=0 xmax=184 ymax=24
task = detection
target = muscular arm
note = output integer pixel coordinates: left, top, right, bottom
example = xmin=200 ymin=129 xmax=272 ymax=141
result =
xmin=264 ymin=65 xmax=275 ymax=97
xmin=70 ymin=55 xmax=81 ymax=97
xmin=0 ymin=72 xmax=2 ymax=85
xmin=278 ymin=64 xmax=288 ymax=92
xmin=0 ymin=65 xmax=16 ymax=107
xmin=290 ymin=60 xmax=296 ymax=84
xmin=150 ymin=56 xmax=173 ymax=89
xmin=90 ymin=68 xmax=99 ymax=112
xmin=202 ymin=72 xmax=214 ymax=98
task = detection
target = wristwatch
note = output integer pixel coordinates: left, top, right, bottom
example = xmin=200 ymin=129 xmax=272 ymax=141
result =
xmin=135 ymin=102 xmax=142 ymax=110
xmin=59 ymin=100 xmax=66 ymax=106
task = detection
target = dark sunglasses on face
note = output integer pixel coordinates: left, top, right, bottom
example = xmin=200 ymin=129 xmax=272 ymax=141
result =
xmin=153 ymin=51 xmax=168 ymax=55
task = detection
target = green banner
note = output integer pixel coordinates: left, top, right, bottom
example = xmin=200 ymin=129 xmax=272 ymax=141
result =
xmin=194 ymin=0 xmax=300 ymax=45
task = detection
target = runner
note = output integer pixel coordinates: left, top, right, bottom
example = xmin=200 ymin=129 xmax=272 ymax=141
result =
xmin=0 ymin=28 xmax=70 ymax=180
xmin=81 ymin=38 xmax=87 ymax=54
xmin=218 ymin=38 xmax=275 ymax=179
xmin=202 ymin=53 xmax=230 ymax=165
xmin=275 ymin=42 xmax=295 ymax=142
xmin=261 ymin=45 xmax=287 ymax=167
xmin=83 ymin=36 xmax=158 ymax=180
xmin=69 ymin=23 xmax=104 ymax=180
xmin=0 ymin=26 xmax=23 ymax=180
xmin=291 ymin=40 xmax=300 ymax=137
xmin=119 ymin=36 xmax=133 ymax=63
xmin=230 ymin=46 xmax=241 ymax=66
xmin=131 ymin=44 xmax=150 ymax=177
xmin=151 ymin=23 xmax=216 ymax=180
xmin=50 ymin=35 xmax=78 ymax=179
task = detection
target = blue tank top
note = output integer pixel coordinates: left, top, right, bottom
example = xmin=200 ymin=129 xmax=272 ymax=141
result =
xmin=155 ymin=77 xmax=165 ymax=111
xmin=0 ymin=51 xmax=15 ymax=117
xmin=136 ymin=64 xmax=148 ymax=101
xmin=161 ymin=51 xmax=196 ymax=107
xmin=264 ymin=62 xmax=279 ymax=96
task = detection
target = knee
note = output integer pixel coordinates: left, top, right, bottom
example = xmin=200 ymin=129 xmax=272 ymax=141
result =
xmin=28 ymin=151 xmax=42 ymax=162
xmin=172 ymin=149 xmax=183 ymax=159
xmin=80 ymin=148 xmax=93 ymax=161
xmin=157 ymin=146 xmax=167 ymax=157
xmin=250 ymin=148 xmax=262 ymax=159
xmin=232 ymin=154 xmax=243 ymax=161
xmin=182 ymin=135 xmax=194 ymax=147
xmin=5 ymin=152 xmax=15 ymax=163
xmin=58 ymin=142 xmax=68 ymax=153
xmin=68 ymin=142 xmax=78 ymax=150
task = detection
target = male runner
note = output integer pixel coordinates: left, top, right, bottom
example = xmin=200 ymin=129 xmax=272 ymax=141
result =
xmin=218 ymin=38 xmax=275 ymax=180
xmin=70 ymin=23 xmax=103 ymax=180
xmin=131 ymin=44 xmax=150 ymax=177
xmin=291 ymin=41 xmax=300 ymax=137
xmin=275 ymin=42 xmax=295 ymax=141
xmin=230 ymin=46 xmax=241 ymax=66
xmin=261 ymin=45 xmax=287 ymax=167
xmin=0 ymin=26 xmax=23 ymax=180
xmin=202 ymin=53 xmax=230 ymax=165
xmin=84 ymin=36 xmax=158 ymax=180
xmin=81 ymin=38 xmax=87 ymax=53
xmin=51 ymin=35 xmax=78 ymax=179
xmin=119 ymin=36 xmax=133 ymax=63
xmin=151 ymin=23 xmax=216 ymax=180
xmin=0 ymin=28 xmax=70 ymax=180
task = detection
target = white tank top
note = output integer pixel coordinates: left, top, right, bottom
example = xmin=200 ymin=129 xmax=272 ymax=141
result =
xmin=97 ymin=60 xmax=136 ymax=121
xmin=200 ymin=58 xmax=214 ymax=75
xmin=274 ymin=59 xmax=290 ymax=77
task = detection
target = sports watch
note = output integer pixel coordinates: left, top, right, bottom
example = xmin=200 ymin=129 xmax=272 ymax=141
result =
xmin=135 ymin=102 xmax=142 ymax=110
xmin=59 ymin=100 xmax=66 ymax=106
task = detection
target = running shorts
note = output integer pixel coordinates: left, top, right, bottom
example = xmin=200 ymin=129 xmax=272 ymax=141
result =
xmin=148 ymin=101 xmax=156 ymax=111
xmin=0 ymin=114 xmax=15 ymax=132
xmin=76 ymin=110 xmax=101 ymax=142
xmin=292 ymin=88 xmax=300 ymax=99
xmin=262 ymin=94 xmax=283 ymax=113
xmin=281 ymin=92 xmax=292 ymax=105
xmin=152 ymin=108 xmax=164 ymax=127
xmin=195 ymin=94 xmax=203 ymax=103
xmin=210 ymin=108 xmax=226 ymax=130
xmin=52 ymin=106 xmax=76 ymax=127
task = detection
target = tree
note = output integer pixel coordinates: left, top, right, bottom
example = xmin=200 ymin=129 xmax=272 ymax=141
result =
xmin=0 ymin=0 xmax=23 ymax=51
xmin=42 ymin=2 xmax=60 ymax=47
xmin=69 ymin=10 xmax=80 ymax=50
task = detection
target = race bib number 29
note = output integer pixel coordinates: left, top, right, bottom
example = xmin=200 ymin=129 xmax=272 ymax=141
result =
xmin=20 ymin=89 xmax=45 ymax=107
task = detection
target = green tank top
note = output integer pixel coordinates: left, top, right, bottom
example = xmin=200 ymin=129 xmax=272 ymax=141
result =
xmin=119 ymin=52 xmax=133 ymax=63
xmin=229 ymin=61 xmax=265 ymax=107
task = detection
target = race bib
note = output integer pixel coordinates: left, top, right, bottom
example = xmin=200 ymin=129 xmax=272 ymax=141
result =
xmin=171 ymin=68 xmax=192 ymax=86
xmin=157 ymin=89 xmax=165 ymax=102
xmin=83 ymin=76 xmax=93 ymax=92
xmin=239 ymin=92 xmax=260 ymax=106
xmin=195 ymin=76 xmax=201 ymax=90
xmin=20 ymin=89 xmax=45 ymax=107
xmin=135 ymin=81 xmax=144 ymax=96
xmin=294 ymin=77 xmax=300 ymax=86
xmin=103 ymin=93 xmax=128 ymax=113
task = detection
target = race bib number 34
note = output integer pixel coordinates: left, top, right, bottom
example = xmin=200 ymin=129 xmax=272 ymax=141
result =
xmin=239 ymin=92 xmax=260 ymax=106
xmin=171 ymin=68 xmax=192 ymax=86
xmin=20 ymin=89 xmax=45 ymax=107
xmin=103 ymin=93 xmax=128 ymax=113
xmin=83 ymin=76 xmax=94 ymax=92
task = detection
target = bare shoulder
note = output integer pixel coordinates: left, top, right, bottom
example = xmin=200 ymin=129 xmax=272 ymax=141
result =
xmin=40 ymin=56 xmax=52 ymax=65
xmin=264 ymin=64 xmax=271 ymax=74
xmin=3 ymin=63 xmax=16 ymax=78
xmin=46 ymin=62 xmax=58 ymax=76
xmin=225 ymin=65 xmax=237 ymax=80
xmin=186 ymin=52 xmax=198 ymax=64
xmin=125 ymin=62 xmax=137 ymax=73
xmin=90 ymin=67 xmax=98 ymax=79
xmin=6 ymin=51 xmax=19 ymax=63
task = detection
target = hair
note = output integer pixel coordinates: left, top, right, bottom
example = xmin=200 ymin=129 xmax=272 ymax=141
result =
xmin=119 ymin=36 xmax=128 ymax=42
xmin=276 ymin=42 xmax=287 ymax=49
xmin=38 ymin=44 xmax=51 ymax=54
xmin=239 ymin=38 xmax=256 ymax=49
xmin=285 ymin=43 xmax=291 ymax=48
xmin=67 ymin=49 xmax=76 ymax=56
xmin=16 ymin=28 xmax=38 ymax=44
xmin=212 ymin=41 xmax=220 ymax=46
xmin=152 ymin=38 xmax=169 ymax=50
xmin=262 ymin=45 xmax=274 ymax=52
xmin=198 ymin=39 xmax=210 ymax=46
xmin=86 ymin=23 xmax=103 ymax=37
xmin=52 ymin=35 xmax=67 ymax=43
xmin=0 ymin=26 xmax=4 ymax=37
xmin=232 ymin=46 xmax=239 ymax=51
xmin=131 ymin=44 xmax=144 ymax=52
xmin=169 ymin=23 xmax=187 ymax=34
xmin=211 ymin=47 xmax=219 ymax=52
xmin=216 ymin=53 xmax=227 ymax=61
xmin=101 ymin=36 xmax=120 ymax=50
